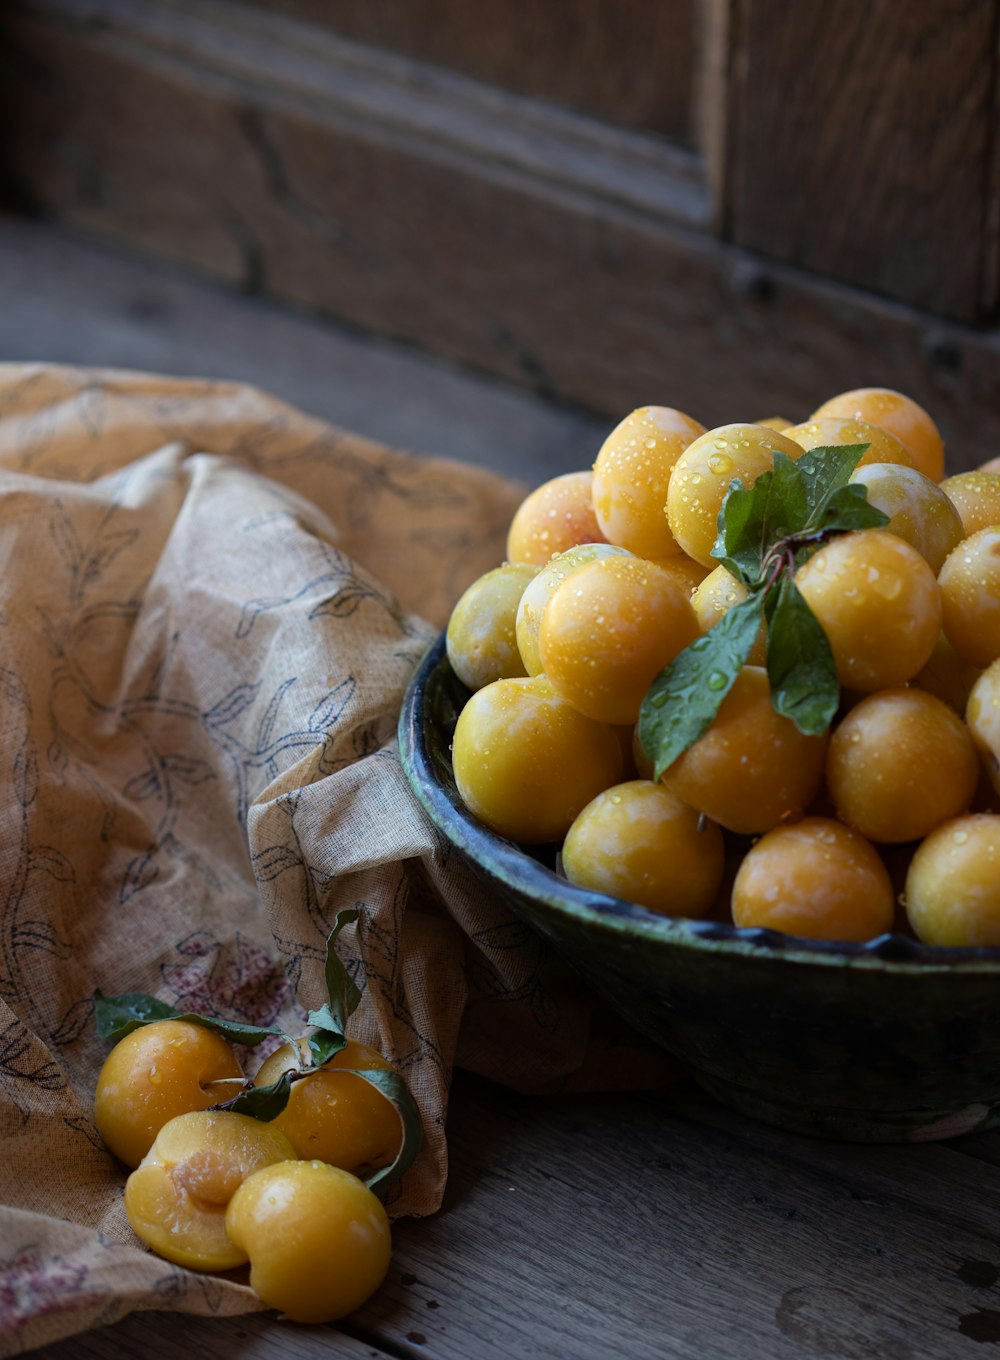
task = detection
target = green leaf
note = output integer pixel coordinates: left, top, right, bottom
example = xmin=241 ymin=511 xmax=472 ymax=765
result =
xmin=351 ymin=1068 xmax=425 ymax=1195
xmin=219 ymin=1064 xmax=424 ymax=1195
xmin=713 ymin=454 xmax=808 ymax=584
xmin=712 ymin=477 xmax=759 ymax=584
xmin=638 ymin=594 xmax=764 ymax=778
xmin=221 ymin=1070 xmax=296 ymax=1121
xmin=93 ymin=989 xmax=284 ymax=1046
xmin=764 ymin=577 xmax=840 ymax=735
xmin=321 ymin=908 xmax=362 ymax=1034
xmin=304 ymin=1024 xmax=347 ymax=1067
xmin=795 ymin=444 xmax=870 ymax=527
xmin=815 ymin=483 xmax=891 ymax=536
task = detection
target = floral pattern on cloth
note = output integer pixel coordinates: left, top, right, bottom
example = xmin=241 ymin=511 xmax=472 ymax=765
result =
xmin=0 ymin=364 xmax=671 ymax=1355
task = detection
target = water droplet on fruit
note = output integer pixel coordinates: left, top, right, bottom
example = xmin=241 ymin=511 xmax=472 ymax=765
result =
xmin=874 ymin=575 xmax=902 ymax=600
xmin=148 ymin=1066 xmax=161 ymax=1086
xmin=954 ymin=830 xmax=969 ymax=845
xmin=708 ymin=453 xmax=732 ymax=475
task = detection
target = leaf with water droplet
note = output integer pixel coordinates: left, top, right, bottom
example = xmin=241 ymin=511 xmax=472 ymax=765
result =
xmin=219 ymin=1070 xmax=295 ymax=1121
xmin=638 ymin=594 xmax=764 ymax=778
xmin=638 ymin=443 xmax=891 ymax=757
xmin=713 ymin=445 xmax=884 ymax=582
xmin=713 ymin=453 xmax=808 ymax=584
xmin=795 ymin=444 xmax=871 ymax=527
xmin=807 ymin=482 xmax=890 ymax=545
xmin=764 ymin=576 xmax=840 ymax=734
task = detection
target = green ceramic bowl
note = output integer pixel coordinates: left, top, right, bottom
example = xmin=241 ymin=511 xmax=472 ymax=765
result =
xmin=399 ymin=635 xmax=1000 ymax=1143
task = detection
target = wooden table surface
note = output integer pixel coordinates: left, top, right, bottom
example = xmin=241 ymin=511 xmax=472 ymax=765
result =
xmin=7 ymin=215 xmax=1000 ymax=1360
xmin=30 ymin=1071 xmax=1000 ymax=1359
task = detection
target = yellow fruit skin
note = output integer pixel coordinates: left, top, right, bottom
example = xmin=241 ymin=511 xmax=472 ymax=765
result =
xmin=226 ymin=1161 xmax=392 ymax=1324
xmin=939 ymin=470 xmax=1000 ymax=538
xmin=784 ymin=416 xmax=914 ymax=469
xmin=794 ymin=529 xmax=941 ymax=691
xmin=826 ymin=688 xmax=979 ymax=843
xmin=913 ymin=632 xmax=982 ymax=714
xmin=506 ymin=471 xmax=605 ymax=566
xmin=850 ymin=463 xmax=963 ymax=573
xmin=811 ymin=388 xmax=945 ymax=482
xmin=95 ymin=1019 xmax=244 ymax=1169
xmin=515 ymin=543 xmax=631 ymax=677
xmin=591 ymin=405 xmax=706 ymax=558
xmin=666 ymin=424 xmax=805 ymax=568
xmin=124 ymin=1110 xmax=296 ymax=1271
xmin=661 ymin=667 xmax=827 ymax=835
xmin=966 ymin=658 xmax=1000 ymax=799
xmin=905 ymin=815 xmax=1000 ymax=945
xmin=254 ymin=1038 xmax=401 ymax=1176
xmin=539 ymin=555 xmax=699 ymax=726
xmin=691 ymin=566 xmax=767 ymax=666
xmin=452 ymin=675 xmax=623 ymax=843
xmin=562 ymin=780 xmax=723 ymax=917
xmin=732 ymin=818 xmax=894 ymax=942
xmin=445 ymin=563 xmax=538 ymax=691
xmin=939 ymin=527 xmax=1000 ymax=668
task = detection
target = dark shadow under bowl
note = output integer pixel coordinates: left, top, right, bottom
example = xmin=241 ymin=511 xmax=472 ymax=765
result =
xmin=399 ymin=634 xmax=1000 ymax=1142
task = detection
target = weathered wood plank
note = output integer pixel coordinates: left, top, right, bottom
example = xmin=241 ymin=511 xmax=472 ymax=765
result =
xmin=245 ymin=0 xmax=700 ymax=145
xmin=28 ymin=1075 xmax=1000 ymax=1359
xmin=26 ymin=1304 xmax=397 ymax=1359
xmin=668 ymin=1086 xmax=1000 ymax=1246
xmin=5 ymin=0 xmax=1000 ymax=467
xmin=727 ymin=0 xmax=999 ymax=322
xmin=1 ymin=0 xmax=711 ymax=228
xmin=367 ymin=1077 xmax=1000 ymax=1360
xmin=0 ymin=215 xmax=608 ymax=487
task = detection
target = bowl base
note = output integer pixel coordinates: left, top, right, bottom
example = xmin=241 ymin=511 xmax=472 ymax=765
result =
xmin=693 ymin=1072 xmax=1000 ymax=1144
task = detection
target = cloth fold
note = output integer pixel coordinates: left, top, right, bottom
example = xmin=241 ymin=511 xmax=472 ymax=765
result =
xmin=0 ymin=365 xmax=669 ymax=1355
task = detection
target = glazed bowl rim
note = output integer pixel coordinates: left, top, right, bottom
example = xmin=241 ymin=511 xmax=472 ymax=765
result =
xmin=399 ymin=633 xmax=1000 ymax=976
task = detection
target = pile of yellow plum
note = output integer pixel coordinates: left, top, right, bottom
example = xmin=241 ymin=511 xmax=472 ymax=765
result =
xmin=92 ymin=913 xmax=416 ymax=1324
xmin=94 ymin=1020 xmax=401 ymax=1321
xmin=446 ymin=388 xmax=1000 ymax=948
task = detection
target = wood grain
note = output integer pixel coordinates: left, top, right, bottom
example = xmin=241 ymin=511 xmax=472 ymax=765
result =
xmin=727 ymin=0 xmax=1000 ymax=321
xmin=29 ymin=1076 xmax=1000 ymax=1359
xmin=243 ymin=0 xmax=699 ymax=146
xmin=5 ymin=0 xmax=1000 ymax=469
xmin=0 ymin=216 xmax=608 ymax=487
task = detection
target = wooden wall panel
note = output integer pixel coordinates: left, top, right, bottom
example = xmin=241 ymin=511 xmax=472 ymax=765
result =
xmin=4 ymin=0 xmax=1000 ymax=469
xmin=727 ymin=0 xmax=1000 ymax=322
xmin=246 ymin=0 xmax=699 ymax=145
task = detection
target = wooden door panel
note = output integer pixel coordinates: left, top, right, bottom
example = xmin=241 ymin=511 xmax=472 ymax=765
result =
xmin=247 ymin=0 xmax=699 ymax=145
xmin=727 ymin=0 xmax=999 ymax=322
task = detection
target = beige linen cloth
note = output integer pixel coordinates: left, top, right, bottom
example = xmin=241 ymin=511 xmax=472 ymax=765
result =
xmin=0 ymin=364 xmax=670 ymax=1354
